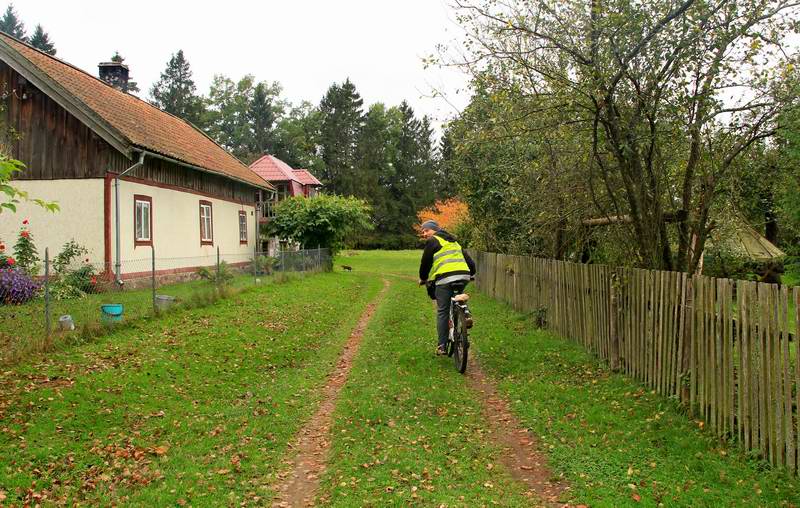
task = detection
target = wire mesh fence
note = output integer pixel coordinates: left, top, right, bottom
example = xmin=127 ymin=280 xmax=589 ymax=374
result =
xmin=0 ymin=246 xmax=332 ymax=364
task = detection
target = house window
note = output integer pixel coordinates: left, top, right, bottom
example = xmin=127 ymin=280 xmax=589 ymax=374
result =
xmin=239 ymin=211 xmax=248 ymax=244
xmin=134 ymin=195 xmax=152 ymax=246
xmin=199 ymin=200 xmax=213 ymax=245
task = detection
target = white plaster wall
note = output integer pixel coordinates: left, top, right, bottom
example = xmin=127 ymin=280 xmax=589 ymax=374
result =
xmin=0 ymin=179 xmax=105 ymax=266
xmin=113 ymin=180 xmax=258 ymax=274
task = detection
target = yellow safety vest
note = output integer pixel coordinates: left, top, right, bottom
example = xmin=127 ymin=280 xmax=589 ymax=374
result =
xmin=429 ymin=235 xmax=470 ymax=280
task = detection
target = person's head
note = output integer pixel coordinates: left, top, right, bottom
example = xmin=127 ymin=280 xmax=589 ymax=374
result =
xmin=420 ymin=220 xmax=440 ymax=239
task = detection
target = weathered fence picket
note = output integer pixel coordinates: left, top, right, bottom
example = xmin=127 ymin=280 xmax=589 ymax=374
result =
xmin=467 ymin=250 xmax=800 ymax=474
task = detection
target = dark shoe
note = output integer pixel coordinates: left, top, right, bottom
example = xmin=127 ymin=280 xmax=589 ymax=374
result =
xmin=465 ymin=314 xmax=474 ymax=329
xmin=435 ymin=345 xmax=447 ymax=356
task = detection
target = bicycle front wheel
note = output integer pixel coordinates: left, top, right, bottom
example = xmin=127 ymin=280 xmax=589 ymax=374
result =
xmin=453 ymin=307 xmax=469 ymax=374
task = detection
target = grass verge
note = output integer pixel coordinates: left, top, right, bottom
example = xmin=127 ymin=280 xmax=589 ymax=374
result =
xmin=470 ymin=292 xmax=800 ymax=507
xmin=0 ymin=271 xmax=381 ymax=506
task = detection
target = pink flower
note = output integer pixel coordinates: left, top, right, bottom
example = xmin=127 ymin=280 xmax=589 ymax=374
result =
xmin=22 ymin=219 xmax=28 ymax=225
xmin=90 ymin=276 xmax=97 ymax=285
xmin=20 ymin=231 xmax=29 ymax=238
xmin=7 ymin=257 xmax=15 ymax=266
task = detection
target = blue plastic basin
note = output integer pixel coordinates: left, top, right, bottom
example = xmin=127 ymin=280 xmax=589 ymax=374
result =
xmin=100 ymin=304 xmax=124 ymax=323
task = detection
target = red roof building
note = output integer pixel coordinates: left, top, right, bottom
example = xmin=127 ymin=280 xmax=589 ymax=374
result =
xmin=249 ymin=155 xmax=323 ymax=219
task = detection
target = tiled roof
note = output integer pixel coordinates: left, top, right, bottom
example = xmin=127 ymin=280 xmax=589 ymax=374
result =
xmin=249 ymin=154 xmax=300 ymax=183
xmin=0 ymin=33 xmax=271 ymax=190
xmin=293 ymin=169 xmax=322 ymax=186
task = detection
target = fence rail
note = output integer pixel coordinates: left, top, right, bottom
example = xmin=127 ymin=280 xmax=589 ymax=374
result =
xmin=468 ymin=250 xmax=800 ymax=474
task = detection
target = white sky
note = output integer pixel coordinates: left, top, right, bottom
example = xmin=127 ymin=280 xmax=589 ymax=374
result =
xmin=15 ymin=0 xmax=472 ymax=135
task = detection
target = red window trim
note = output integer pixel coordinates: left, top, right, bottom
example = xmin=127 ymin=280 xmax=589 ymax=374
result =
xmin=199 ymin=200 xmax=214 ymax=246
xmin=133 ymin=194 xmax=153 ymax=247
xmin=239 ymin=210 xmax=248 ymax=245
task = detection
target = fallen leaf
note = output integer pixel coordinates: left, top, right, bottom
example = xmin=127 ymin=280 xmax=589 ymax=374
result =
xmin=151 ymin=445 xmax=169 ymax=456
xmin=632 ymin=493 xmax=641 ymax=502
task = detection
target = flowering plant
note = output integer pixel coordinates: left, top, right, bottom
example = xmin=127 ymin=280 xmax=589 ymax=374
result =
xmin=0 ymin=267 xmax=40 ymax=305
xmin=13 ymin=221 xmax=39 ymax=275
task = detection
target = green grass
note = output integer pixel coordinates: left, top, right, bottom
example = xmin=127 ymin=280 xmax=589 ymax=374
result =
xmin=336 ymin=250 xmax=421 ymax=279
xmin=471 ymin=293 xmax=800 ymax=507
xmin=3 ymin=249 xmax=799 ymax=506
xmin=0 ymin=271 xmax=382 ymax=506
xmin=317 ymin=278 xmax=532 ymax=506
xmin=0 ymin=274 xmax=273 ymax=365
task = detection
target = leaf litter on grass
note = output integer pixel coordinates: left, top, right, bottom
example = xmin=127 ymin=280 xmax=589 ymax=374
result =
xmin=0 ymin=272 xmax=383 ymax=506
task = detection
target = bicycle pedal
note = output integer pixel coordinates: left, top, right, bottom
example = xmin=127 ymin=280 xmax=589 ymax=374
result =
xmin=465 ymin=316 xmax=474 ymax=329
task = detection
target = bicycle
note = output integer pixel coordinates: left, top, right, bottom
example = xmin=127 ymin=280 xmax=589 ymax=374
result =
xmin=445 ymin=282 xmax=474 ymax=374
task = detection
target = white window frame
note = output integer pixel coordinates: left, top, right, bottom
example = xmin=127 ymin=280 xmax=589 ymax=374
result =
xmin=134 ymin=195 xmax=152 ymax=246
xmin=200 ymin=201 xmax=213 ymax=245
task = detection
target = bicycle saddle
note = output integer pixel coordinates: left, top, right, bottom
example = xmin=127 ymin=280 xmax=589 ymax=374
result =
xmin=453 ymin=293 xmax=470 ymax=302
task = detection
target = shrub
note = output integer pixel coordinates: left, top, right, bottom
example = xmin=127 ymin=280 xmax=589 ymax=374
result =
xmin=50 ymin=241 xmax=99 ymax=300
xmin=0 ymin=267 xmax=40 ymax=305
xmin=53 ymin=240 xmax=88 ymax=274
xmin=51 ymin=265 xmax=99 ymax=300
xmin=252 ymin=255 xmax=277 ymax=275
xmin=196 ymin=261 xmax=234 ymax=285
xmin=268 ymin=195 xmax=373 ymax=255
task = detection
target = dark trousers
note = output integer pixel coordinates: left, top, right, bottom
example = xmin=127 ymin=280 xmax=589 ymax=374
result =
xmin=434 ymin=282 xmax=467 ymax=348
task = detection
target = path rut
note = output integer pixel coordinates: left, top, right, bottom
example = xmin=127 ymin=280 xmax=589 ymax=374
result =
xmin=271 ymin=279 xmax=390 ymax=507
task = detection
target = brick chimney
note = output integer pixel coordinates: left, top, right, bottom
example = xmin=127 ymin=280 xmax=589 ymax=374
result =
xmin=98 ymin=61 xmax=130 ymax=92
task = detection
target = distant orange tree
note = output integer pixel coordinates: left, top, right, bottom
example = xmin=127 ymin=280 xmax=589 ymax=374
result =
xmin=417 ymin=199 xmax=468 ymax=232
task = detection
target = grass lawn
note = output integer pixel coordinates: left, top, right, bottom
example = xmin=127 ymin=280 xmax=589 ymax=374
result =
xmin=0 ymin=271 xmax=382 ymax=506
xmin=342 ymin=250 xmax=800 ymax=507
xmin=317 ymin=278 xmax=533 ymax=506
xmin=2 ymin=249 xmax=799 ymax=506
xmin=0 ymin=273 xmax=262 ymax=365
xmin=472 ymin=292 xmax=800 ymax=507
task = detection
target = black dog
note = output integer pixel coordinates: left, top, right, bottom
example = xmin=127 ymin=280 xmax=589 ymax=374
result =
xmin=341 ymin=265 xmax=353 ymax=272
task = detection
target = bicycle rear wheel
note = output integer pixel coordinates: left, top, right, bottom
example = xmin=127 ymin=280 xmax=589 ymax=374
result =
xmin=452 ymin=306 xmax=469 ymax=374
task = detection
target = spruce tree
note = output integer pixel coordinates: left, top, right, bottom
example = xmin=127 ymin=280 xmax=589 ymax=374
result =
xmin=247 ymin=81 xmax=282 ymax=160
xmin=109 ymin=52 xmax=140 ymax=93
xmin=0 ymin=4 xmax=26 ymax=41
xmin=149 ymin=50 xmax=206 ymax=127
xmin=29 ymin=24 xmax=55 ymax=55
xmin=319 ymin=78 xmax=364 ymax=195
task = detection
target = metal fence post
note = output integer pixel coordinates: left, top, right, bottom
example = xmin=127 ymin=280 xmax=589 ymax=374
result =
xmin=151 ymin=245 xmax=156 ymax=314
xmin=44 ymin=248 xmax=51 ymax=343
xmin=216 ymin=246 xmax=221 ymax=290
xmin=253 ymin=243 xmax=258 ymax=283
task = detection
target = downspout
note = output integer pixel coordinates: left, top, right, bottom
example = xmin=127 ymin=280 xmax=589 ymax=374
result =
xmin=114 ymin=151 xmax=146 ymax=285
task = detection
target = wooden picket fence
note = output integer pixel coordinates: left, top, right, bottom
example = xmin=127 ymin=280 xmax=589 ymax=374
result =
xmin=468 ymin=251 xmax=800 ymax=473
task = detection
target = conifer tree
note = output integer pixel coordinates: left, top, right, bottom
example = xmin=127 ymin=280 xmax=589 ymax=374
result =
xmin=0 ymin=4 xmax=26 ymax=41
xmin=149 ymin=50 xmax=205 ymax=127
xmin=319 ymin=78 xmax=364 ymax=195
xmin=29 ymin=24 xmax=55 ymax=55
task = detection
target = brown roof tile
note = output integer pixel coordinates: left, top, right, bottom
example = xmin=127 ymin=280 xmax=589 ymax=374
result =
xmin=0 ymin=33 xmax=271 ymax=190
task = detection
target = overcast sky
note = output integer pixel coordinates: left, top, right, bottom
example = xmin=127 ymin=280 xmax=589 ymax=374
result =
xmin=15 ymin=0 xmax=472 ymax=135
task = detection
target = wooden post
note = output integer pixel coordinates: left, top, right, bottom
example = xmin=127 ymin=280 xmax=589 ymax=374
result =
xmin=610 ymin=269 xmax=621 ymax=371
xmin=151 ymin=245 xmax=156 ymax=314
xmin=44 ymin=247 xmax=51 ymax=344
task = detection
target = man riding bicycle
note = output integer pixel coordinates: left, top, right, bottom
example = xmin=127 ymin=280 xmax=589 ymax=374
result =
xmin=418 ymin=220 xmax=476 ymax=356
